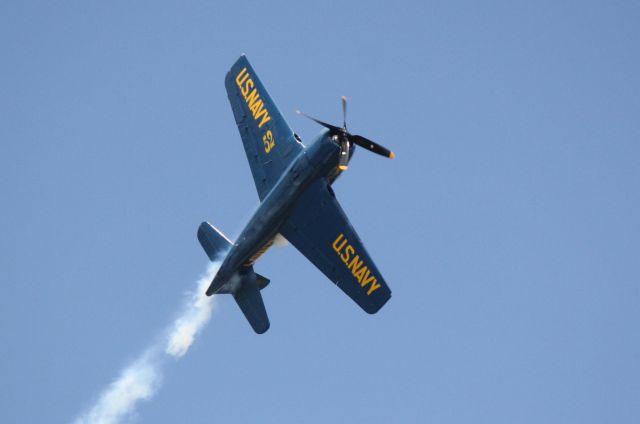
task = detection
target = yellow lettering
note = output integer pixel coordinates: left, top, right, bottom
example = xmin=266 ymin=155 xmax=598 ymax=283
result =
xmin=254 ymin=106 xmax=268 ymax=124
xmin=243 ymin=78 xmax=254 ymax=98
xmin=341 ymin=245 xmax=354 ymax=264
xmin=235 ymin=68 xmax=248 ymax=88
xmin=348 ymin=255 xmax=362 ymax=274
xmin=355 ymin=266 xmax=368 ymax=284
xmin=235 ymin=69 xmax=272 ymax=129
xmin=250 ymin=99 xmax=264 ymax=117
xmin=251 ymin=98 xmax=263 ymax=114
xmin=258 ymin=112 xmax=271 ymax=128
xmin=332 ymin=234 xmax=346 ymax=253
xmin=362 ymin=272 xmax=376 ymax=287
xmin=332 ymin=233 xmax=381 ymax=296
xmin=262 ymin=130 xmax=275 ymax=153
xmin=246 ymin=88 xmax=260 ymax=107
xmin=367 ymin=279 xmax=381 ymax=295
xmin=360 ymin=268 xmax=370 ymax=286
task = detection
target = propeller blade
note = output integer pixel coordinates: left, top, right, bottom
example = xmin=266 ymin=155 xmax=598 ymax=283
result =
xmin=341 ymin=96 xmax=347 ymax=130
xmin=350 ymin=134 xmax=395 ymax=159
xmin=338 ymin=139 xmax=350 ymax=171
xmin=297 ymin=101 xmax=395 ymax=162
xmin=296 ymin=110 xmax=342 ymax=134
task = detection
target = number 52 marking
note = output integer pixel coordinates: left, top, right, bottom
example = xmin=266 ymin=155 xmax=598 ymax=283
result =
xmin=262 ymin=130 xmax=275 ymax=153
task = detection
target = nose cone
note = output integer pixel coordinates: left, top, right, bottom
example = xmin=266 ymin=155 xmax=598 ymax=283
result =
xmin=306 ymin=130 xmax=339 ymax=164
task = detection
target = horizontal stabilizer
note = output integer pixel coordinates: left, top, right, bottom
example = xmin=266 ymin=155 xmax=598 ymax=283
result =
xmin=233 ymin=276 xmax=270 ymax=334
xmin=197 ymin=222 xmax=233 ymax=261
xmin=255 ymin=273 xmax=270 ymax=290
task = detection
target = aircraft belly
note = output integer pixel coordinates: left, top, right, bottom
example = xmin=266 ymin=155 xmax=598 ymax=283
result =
xmin=212 ymin=137 xmax=337 ymax=292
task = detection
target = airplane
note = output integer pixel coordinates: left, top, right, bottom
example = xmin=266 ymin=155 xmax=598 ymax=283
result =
xmin=197 ymin=55 xmax=394 ymax=333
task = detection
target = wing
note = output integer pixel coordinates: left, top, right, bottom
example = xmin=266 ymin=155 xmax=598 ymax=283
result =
xmin=225 ymin=55 xmax=304 ymax=200
xmin=279 ymin=180 xmax=392 ymax=313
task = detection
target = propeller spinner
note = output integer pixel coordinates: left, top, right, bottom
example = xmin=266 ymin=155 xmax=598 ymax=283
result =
xmin=296 ymin=97 xmax=394 ymax=171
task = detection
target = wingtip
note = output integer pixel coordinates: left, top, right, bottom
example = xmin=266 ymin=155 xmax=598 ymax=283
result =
xmin=389 ymin=151 xmax=395 ymax=159
xmin=254 ymin=322 xmax=270 ymax=334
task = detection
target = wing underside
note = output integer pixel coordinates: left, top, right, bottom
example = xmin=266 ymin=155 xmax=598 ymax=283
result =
xmin=280 ymin=180 xmax=391 ymax=313
xmin=225 ymin=55 xmax=303 ymax=200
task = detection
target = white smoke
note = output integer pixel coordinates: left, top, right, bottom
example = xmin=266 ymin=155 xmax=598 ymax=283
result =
xmin=273 ymin=233 xmax=289 ymax=247
xmin=73 ymin=263 xmax=219 ymax=424
xmin=73 ymin=349 xmax=162 ymax=424
xmin=166 ymin=270 xmax=216 ymax=357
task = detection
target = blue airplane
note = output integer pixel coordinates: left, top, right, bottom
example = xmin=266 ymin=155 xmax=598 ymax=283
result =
xmin=197 ymin=55 xmax=394 ymax=333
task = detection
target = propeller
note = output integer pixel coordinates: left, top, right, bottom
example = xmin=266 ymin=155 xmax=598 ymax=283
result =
xmin=296 ymin=97 xmax=394 ymax=171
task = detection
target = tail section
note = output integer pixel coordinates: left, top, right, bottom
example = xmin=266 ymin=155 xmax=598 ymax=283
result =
xmin=197 ymin=221 xmax=271 ymax=333
xmin=255 ymin=273 xmax=270 ymax=290
xmin=233 ymin=272 xmax=270 ymax=334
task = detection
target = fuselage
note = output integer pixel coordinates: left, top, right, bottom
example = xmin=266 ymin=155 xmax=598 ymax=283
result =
xmin=208 ymin=130 xmax=342 ymax=294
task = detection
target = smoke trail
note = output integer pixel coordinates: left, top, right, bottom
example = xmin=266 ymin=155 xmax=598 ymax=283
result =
xmin=166 ymin=269 xmax=216 ymax=357
xmin=74 ymin=263 xmax=219 ymax=424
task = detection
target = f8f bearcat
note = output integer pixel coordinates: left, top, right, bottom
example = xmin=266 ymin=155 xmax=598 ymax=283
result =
xmin=197 ymin=55 xmax=394 ymax=333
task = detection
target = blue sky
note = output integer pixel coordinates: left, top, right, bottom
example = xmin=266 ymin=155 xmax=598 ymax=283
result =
xmin=2 ymin=1 xmax=639 ymax=423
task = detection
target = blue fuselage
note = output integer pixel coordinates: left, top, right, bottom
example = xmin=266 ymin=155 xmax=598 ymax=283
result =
xmin=208 ymin=131 xmax=341 ymax=294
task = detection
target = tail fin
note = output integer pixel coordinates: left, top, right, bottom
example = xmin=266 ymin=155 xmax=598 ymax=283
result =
xmin=197 ymin=222 xmax=232 ymax=261
xmin=198 ymin=221 xmax=271 ymax=333
xmin=233 ymin=275 xmax=270 ymax=334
